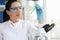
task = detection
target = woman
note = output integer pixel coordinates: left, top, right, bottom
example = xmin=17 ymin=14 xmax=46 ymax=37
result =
xmin=0 ymin=0 xmax=38 ymax=40
xmin=0 ymin=0 xmax=55 ymax=40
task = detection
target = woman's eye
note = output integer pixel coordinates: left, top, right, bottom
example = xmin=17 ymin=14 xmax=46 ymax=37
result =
xmin=10 ymin=6 xmax=23 ymax=11
xmin=10 ymin=8 xmax=17 ymax=11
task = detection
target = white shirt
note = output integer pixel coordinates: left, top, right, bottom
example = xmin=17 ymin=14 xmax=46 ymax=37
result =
xmin=0 ymin=20 xmax=38 ymax=40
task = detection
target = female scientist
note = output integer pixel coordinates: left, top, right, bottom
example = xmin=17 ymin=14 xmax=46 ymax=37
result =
xmin=0 ymin=0 xmax=38 ymax=40
xmin=0 ymin=0 xmax=55 ymax=40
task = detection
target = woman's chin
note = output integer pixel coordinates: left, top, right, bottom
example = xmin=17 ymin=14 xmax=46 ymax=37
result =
xmin=16 ymin=18 xmax=20 ymax=20
xmin=14 ymin=19 xmax=20 ymax=23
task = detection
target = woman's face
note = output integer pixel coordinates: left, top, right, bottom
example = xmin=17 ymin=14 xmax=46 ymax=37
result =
xmin=6 ymin=2 xmax=23 ymax=22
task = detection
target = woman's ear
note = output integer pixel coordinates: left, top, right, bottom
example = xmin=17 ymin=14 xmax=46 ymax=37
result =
xmin=6 ymin=10 xmax=10 ymax=15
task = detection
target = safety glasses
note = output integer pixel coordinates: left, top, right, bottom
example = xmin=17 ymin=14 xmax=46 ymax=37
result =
xmin=10 ymin=6 xmax=23 ymax=11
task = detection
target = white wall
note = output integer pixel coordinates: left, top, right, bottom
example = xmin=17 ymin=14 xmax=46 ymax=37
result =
xmin=46 ymin=0 xmax=60 ymax=40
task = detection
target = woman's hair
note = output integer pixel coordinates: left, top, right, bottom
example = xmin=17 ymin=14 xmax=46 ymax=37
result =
xmin=3 ymin=0 xmax=18 ymax=22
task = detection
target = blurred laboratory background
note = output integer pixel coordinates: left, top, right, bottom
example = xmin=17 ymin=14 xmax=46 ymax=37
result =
xmin=0 ymin=0 xmax=60 ymax=40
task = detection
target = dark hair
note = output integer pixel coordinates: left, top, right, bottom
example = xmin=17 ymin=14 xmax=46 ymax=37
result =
xmin=3 ymin=0 xmax=18 ymax=22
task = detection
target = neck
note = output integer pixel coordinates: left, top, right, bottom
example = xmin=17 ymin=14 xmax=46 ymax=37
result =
xmin=10 ymin=18 xmax=19 ymax=23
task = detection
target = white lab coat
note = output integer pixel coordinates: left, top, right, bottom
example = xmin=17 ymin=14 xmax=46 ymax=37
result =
xmin=0 ymin=20 xmax=38 ymax=40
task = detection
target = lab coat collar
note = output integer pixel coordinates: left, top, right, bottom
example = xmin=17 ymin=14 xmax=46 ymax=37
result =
xmin=8 ymin=19 xmax=23 ymax=27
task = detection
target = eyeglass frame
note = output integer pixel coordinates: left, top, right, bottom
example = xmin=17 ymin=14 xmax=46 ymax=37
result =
xmin=9 ymin=6 xmax=24 ymax=12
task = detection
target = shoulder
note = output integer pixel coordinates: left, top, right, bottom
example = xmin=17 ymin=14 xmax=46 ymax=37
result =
xmin=22 ymin=20 xmax=33 ymax=26
xmin=23 ymin=20 xmax=37 ymax=30
xmin=0 ymin=21 xmax=9 ymax=26
xmin=0 ymin=21 xmax=9 ymax=30
xmin=21 ymin=20 xmax=33 ymax=27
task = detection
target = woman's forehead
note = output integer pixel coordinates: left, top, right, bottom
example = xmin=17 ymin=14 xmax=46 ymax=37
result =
xmin=11 ymin=2 xmax=21 ymax=8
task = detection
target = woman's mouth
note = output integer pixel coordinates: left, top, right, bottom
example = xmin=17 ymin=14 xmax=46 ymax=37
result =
xmin=16 ymin=13 xmax=20 ymax=16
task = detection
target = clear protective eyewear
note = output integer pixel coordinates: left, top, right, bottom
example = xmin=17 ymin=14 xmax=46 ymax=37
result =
xmin=10 ymin=6 xmax=23 ymax=11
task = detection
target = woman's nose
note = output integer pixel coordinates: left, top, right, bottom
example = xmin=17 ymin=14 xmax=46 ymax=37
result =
xmin=17 ymin=8 xmax=21 ymax=11
xmin=16 ymin=8 xmax=21 ymax=13
xmin=16 ymin=8 xmax=22 ymax=14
